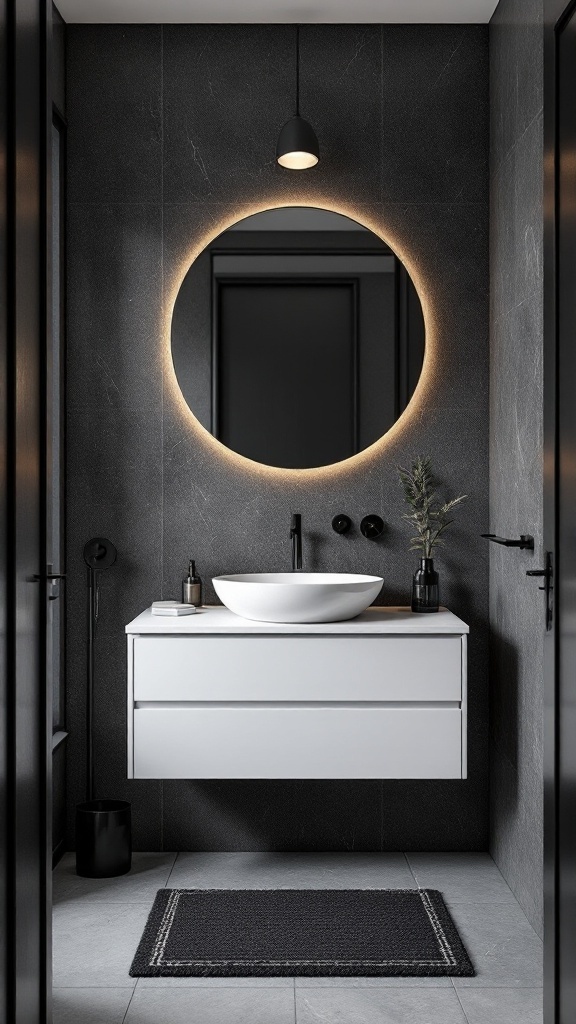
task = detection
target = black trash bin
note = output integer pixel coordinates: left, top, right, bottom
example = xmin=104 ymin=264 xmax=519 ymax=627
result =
xmin=76 ymin=800 xmax=131 ymax=878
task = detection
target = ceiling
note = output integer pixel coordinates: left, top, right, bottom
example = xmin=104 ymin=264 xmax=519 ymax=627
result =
xmin=56 ymin=0 xmax=500 ymax=24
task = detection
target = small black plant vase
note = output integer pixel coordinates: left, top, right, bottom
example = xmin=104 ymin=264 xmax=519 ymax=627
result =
xmin=411 ymin=557 xmax=439 ymax=613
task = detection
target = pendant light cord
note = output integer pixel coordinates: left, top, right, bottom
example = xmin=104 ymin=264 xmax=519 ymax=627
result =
xmin=296 ymin=24 xmax=300 ymax=117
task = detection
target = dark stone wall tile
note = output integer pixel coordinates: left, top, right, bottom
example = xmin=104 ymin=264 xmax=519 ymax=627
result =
xmin=65 ymin=199 xmax=163 ymax=848
xmin=490 ymin=0 xmax=543 ymax=175
xmin=297 ymin=26 xmax=382 ymax=204
xmin=490 ymin=745 xmax=543 ymax=934
xmin=489 ymin=0 xmax=544 ymax=936
xmin=490 ymin=115 xmax=543 ymax=319
xmin=381 ymin=780 xmax=488 ymax=851
xmin=163 ymin=25 xmax=294 ymax=204
xmin=290 ymin=782 xmax=383 ymax=852
xmin=67 ymin=203 xmax=162 ymax=408
xmin=163 ymin=781 xmax=382 ymax=852
xmin=163 ymin=781 xmax=296 ymax=851
xmin=381 ymin=26 xmax=489 ymax=203
xmin=67 ymin=26 xmax=162 ymax=202
xmin=67 ymin=26 xmax=490 ymax=854
xmin=163 ymin=25 xmax=382 ymax=207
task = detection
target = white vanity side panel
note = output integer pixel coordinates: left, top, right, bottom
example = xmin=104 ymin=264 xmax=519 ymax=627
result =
xmin=132 ymin=635 xmax=462 ymax=703
xmin=461 ymin=633 xmax=467 ymax=779
xmin=133 ymin=706 xmax=462 ymax=780
xmin=127 ymin=635 xmax=134 ymax=779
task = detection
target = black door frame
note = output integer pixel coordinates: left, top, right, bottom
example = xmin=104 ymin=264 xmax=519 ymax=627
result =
xmin=1 ymin=1 xmax=52 ymax=1022
xmin=544 ymin=2 xmax=576 ymax=1021
xmin=0 ymin=0 xmax=8 ymax=1017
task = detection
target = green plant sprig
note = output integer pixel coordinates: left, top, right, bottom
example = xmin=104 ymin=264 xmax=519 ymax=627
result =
xmin=397 ymin=456 xmax=467 ymax=559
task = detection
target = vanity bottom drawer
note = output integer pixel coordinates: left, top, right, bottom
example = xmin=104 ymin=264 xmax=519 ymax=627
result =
xmin=132 ymin=706 xmax=463 ymax=780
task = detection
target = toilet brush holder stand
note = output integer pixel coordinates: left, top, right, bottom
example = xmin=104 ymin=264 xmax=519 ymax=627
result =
xmin=76 ymin=538 xmax=132 ymax=878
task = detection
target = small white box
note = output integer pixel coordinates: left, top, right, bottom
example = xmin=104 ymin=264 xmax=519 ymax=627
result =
xmin=151 ymin=601 xmax=197 ymax=617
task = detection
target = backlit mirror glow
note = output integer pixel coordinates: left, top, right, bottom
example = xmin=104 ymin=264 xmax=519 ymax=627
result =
xmin=170 ymin=206 xmax=425 ymax=470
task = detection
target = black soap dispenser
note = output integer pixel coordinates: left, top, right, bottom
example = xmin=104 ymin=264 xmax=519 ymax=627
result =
xmin=182 ymin=559 xmax=202 ymax=607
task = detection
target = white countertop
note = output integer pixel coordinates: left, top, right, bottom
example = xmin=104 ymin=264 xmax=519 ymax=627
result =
xmin=126 ymin=606 xmax=469 ymax=635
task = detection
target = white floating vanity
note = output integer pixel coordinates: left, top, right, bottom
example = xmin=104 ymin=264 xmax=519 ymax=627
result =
xmin=125 ymin=606 xmax=468 ymax=781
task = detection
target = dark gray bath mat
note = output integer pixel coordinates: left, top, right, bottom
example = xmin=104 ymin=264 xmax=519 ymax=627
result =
xmin=130 ymin=889 xmax=474 ymax=978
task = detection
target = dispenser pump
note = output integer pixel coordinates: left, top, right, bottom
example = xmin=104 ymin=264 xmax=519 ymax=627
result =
xmin=182 ymin=559 xmax=202 ymax=607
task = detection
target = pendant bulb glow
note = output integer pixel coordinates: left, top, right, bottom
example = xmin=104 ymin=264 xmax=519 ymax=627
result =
xmin=276 ymin=116 xmax=319 ymax=170
xmin=276 ymin=25 xmax=319 ymax=171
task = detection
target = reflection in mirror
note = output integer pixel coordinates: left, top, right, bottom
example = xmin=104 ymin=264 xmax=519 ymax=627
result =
xmin=171 ymin=207 xmax=425 ymax=470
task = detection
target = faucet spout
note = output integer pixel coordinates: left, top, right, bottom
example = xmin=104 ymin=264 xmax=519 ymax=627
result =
xmin=290 ymin=513 xmax=303 ymax=572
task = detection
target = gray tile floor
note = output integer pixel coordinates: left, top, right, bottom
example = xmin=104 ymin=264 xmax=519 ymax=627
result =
xmin=53 ymin=852 xmax=543 ymax=1024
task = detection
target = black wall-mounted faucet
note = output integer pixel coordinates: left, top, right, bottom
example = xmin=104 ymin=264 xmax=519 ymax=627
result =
xmin=360 ymin=515 xmax=384 ymax=540
xmin=290 ymin=513 xmax=303 ymax=571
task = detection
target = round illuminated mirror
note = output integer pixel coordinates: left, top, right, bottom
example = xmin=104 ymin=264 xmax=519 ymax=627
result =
xmin=171 ymin=207 xmax=425 ymax=470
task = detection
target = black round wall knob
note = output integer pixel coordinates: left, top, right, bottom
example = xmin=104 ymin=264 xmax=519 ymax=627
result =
xmin=332 ymin=514 xmax=352 ymax=535
xmin=360 ymin=515 xmax=384 ymax=540
xmin=83 ymin=537 xmax=117 ymax=570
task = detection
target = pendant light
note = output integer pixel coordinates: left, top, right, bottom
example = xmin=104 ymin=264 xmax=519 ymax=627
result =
xmin=276 ymin=26 xmax=319 ymax=170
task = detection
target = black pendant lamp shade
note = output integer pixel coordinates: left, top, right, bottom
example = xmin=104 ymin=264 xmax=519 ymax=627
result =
xmin=276 ymin=27 xmax=319 ymax=170
xmin=276 ymin=116 xmax=319 ymax=170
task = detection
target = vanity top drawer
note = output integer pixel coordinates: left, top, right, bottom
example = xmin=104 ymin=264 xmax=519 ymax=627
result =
xmin=132 ymin=635 xmax=463 ymax=703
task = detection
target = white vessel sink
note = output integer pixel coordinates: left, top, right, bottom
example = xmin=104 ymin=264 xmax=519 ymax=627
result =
xmin=212 ymin=572 xmax=383 ymax=624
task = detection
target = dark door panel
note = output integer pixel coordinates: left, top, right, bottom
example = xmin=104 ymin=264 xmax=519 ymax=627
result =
xmin=545 ymin=2 xmax=576 ymax=1021
xmin=216 ymin=280 xmax=357 ymax=469
xmin=557 ymin=9 xmax=576 ymax=1019
xmin=0 ymin=0 xmax=7 ymax=1016
xmin=2 ymin=1 xmax=51 ymax=1021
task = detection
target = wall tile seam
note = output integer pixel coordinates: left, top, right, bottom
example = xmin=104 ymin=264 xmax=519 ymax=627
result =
xmin=65 ymin=201 xmax=491 ymax=210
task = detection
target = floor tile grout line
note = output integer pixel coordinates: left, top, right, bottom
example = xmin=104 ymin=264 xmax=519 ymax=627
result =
xmin=294 ymin=983 xmax=464 ymax=989
xmin=55 ymin=900 xmax=171 ymax=907
xmin=444 ymin=899 xmax=545 ymax=908
xmin=121 ymin=982 xmax=138 ymax=1024
xmin=165 ymin=850 xmax=179 ymax=887
xmin=163 ymin=850 xmax=178 ymax=886
xmin=450 ymin=985 xmax=544 ymax=990
xmin=402 ymin=851 xmax=419 ymax=886
xmin=52 ymin=983 xmax=545 ymax=990
xmin=452 ymin=981 xmax=473 ymax=1024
